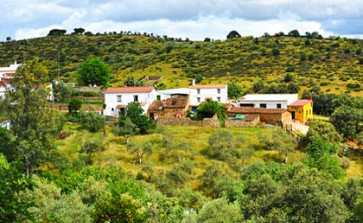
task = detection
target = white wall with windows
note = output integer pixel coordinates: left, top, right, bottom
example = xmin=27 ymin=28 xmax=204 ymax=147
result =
xmin=236 ymin=94 xmax=298 ymax=109
xmin=103 ymin=87 xmax=157 ymax=117
xmin=189 ymin=85 xmax=228 ymax=106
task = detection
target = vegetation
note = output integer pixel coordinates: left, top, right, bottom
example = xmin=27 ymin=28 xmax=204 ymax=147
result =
xmin=1 ymin=31 xmax=363 ymax=96
xmin=2 ymin=30 xmax=363 ymax=222
xmin=77 ymin=57 xmax=110 ymax=88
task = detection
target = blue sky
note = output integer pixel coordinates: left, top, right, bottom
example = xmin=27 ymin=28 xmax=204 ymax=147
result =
xmin=2 ymin=0 xmax=363 ymax=41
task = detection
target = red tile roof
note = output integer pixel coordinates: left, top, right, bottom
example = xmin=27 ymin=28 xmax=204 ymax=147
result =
xmin=104 ymin=86 xmax=154 ymax=93
xmin=289 ymin=100 xmax=312 ymax=106
xmin=228 ymin=106 xmax=288 ymax=114
xmin=149 ymin=97 xmax=189 ymax=111
xmin=0 ymin=81 xmax=6 ymax=87
xmin=189 ymin=84 xmax=226 ymax=89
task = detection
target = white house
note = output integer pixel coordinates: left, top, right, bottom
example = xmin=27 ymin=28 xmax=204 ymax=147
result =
xmin=0 ymin=61 xmax=20 ymax=79
xmin=189 ymin=84 xmax=228 ymax=108
xmin=235 ymin=94 xmax=298 ymax=109
xmin=103 ymin=86 xmax=157 ymax=116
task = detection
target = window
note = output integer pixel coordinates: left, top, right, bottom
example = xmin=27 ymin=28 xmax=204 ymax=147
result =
xmin=217 ymin=97 xmax=221 ymax=102
xmin=117 ymin=95 xmax=122 ymax=102
xmin=134 ymin=95 xmax=138 ymax=102
xmin=217 ymin=89 xmax=221 ymax=94
xmin=260 ymin=103 xmax=267 ymax=108
xmin=197 ymin=97 xmax=201 ymax=103
xmin=277 ymin=103 xmax=281 ymax=108
xmin=157 ymin=95 xmax=161 ymax=101
xmin=197 ymin=89 xmax=200 ymax=94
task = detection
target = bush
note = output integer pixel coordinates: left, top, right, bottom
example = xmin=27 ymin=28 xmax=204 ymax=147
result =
xmin=68 ymin=98 xmax=82 ymax=114
xmin=79 ymin=111 xmax=106 ymax=132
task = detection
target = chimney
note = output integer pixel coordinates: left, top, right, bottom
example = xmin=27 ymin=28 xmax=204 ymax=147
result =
xmin=192 ymin=79 xmax=195 ymax=85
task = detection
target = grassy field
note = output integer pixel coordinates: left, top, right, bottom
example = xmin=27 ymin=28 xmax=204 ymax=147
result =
xmin=56 ymin=123 xmax=363 ymax=183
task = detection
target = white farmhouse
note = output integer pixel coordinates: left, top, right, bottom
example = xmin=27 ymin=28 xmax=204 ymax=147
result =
xmin=103 ymin=86 xmax=157 ymax=116
xmin=189 ymin=84 xmax=228 ymax=108
xmin=235 ymin=94 xmax=298 ymax=109
xmin=0 ymin=61 xmax=20 ymax=79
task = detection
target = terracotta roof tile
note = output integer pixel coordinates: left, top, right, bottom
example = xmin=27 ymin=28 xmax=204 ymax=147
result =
xmin=104 ymin=86 xmax=154 ymax=93
xmin=189 ymin=84 xmax=226 ymax=89
xmin=0 ymin=81 xmax=6 ymax=87
xmin=289 ymin=100 xmax=312 ymax=106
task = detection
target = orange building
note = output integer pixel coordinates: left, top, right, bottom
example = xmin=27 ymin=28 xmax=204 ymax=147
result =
xmin=287 ymin=99 xmax=313 ymax=124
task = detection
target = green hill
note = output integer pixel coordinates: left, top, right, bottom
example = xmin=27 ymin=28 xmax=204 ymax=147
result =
xmin=1 ymin=32 xmax=363 ymax=95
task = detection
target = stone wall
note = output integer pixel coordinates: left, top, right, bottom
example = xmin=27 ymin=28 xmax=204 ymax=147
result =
xmin=224 ymin=115 xmax=260 ymax=128
xmin=157 ymin=115 xmax=220 ymax=127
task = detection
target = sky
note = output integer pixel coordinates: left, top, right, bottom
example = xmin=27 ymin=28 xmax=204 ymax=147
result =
xmin=2 ymin=0 xmax=363 ymax=41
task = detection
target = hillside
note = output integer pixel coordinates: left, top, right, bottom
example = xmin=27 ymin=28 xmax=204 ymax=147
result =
xmin=1 ymin=32 xmax=363 ymax=95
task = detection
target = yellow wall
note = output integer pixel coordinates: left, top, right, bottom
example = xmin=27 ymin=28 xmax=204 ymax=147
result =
xmin=288 ymin=101 xmax=313 ymax=124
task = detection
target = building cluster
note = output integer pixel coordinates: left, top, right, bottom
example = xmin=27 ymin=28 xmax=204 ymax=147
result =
xmin=0 ymin=62 xmax=313 ymax=129
xmin=103 ymin=85 xmax=313 ymax=126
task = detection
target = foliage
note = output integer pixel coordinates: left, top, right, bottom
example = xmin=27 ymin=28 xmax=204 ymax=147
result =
xmin=79 ymin=111 xmax=105 ymax=132
xmin=119 ymin=102 xmax=156 ymax=134
xmin=196 ymin=100 xmax=225 ymax=125
xmin=304 ymin=137 xmax=344 ymax=179
xmin=2 ymin=58 xmax=60 ymax=175
xmin=77 ymin=57 xmax=110 ymax=88
xmin=124 ymin=75 xmax=143 ymax=86
xmin=228 ymin=81 xmax=243 ymax=99
xmin=304 ymin=119 xmax=342 ymax=146
xmin=80 ymin=136 xmax=103 ymax=164
xmin=128 ymin=141 xmax=153 ymax=164
xmin=93 ymin=193 xmax=149 ymax=223
xmin=242 ymin=166 xmax=349 ymax=222
xmin=227 ymin=30 xmax=241 ymax=39
xmin=196 ymin=198 xmax=243 ymax=222
xmin=21 ymin=176 xmax=91 ymax=223
xmin=53 ymin=81 xmax=75 ymax=101
xmin=0 ymin=154 xmax=33 ymax=222
xmin=259 ymin=127 xmax=296 ymax=163
xmin=331 ymin=106 xmax=363 ymax=140
xmin=68 ymin=98 xmax=82 ymax=115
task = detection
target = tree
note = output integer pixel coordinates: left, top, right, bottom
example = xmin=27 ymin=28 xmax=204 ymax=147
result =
xmin=206 ymin=130 xmax=241 ymax=160
xmin=47 ymin=29 xmax=66 ymax=36
xmin=288 ymin=29 xmax=300 ymax=37
xmin=114 ymin=117 xmax=138 ymax=144
xmin=228 ymin=81 xmax=243 ymax=99
xmin=2 ymin=58 xmax=60 ymax=176
xmin=119 ymin=102 xmax=156 ymax=134
xmin=304 ymin=119 xmax=342 ymax=146
xmin=304 ymin=137 xmax=344 ymax=179
xmin=73 ymin=27 xmax=85 ymax=35
xmin=79 ymin=111 xmax=105 ymax=132
xmin=53 ymin=81 xmax=75 ymax=101
xmin=77 ymin=57 xmax=110 ymax=88
xmin=259 ymin=127 xmax=296 ymax=163
xmin=128 ymin=142 xmax=153 ymax=164
xmin=80 ymin=136 xmax=103 ymax=164
xmin=197 ymin=100 xmax=223 ymax=119
xmin=227 ymin=30 xmax=241 ymax=39
xmin=124 ymin=75 xmax=143 ymax=86
xmin=68 ymin=98 xmax=82 ymax=115
xmin=331 ymin=106 xmax=362 ymax=139
xmin=272 ymin=48 xmax=280 ymax=56
xmin=0 ymin=154 xmax=33 ymax=222
xmin=196 ymin=198 xmax=243 ymax=222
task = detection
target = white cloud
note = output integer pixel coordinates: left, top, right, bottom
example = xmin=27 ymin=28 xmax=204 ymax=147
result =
xmin=2 ymin=0 xmax=363 ymax=41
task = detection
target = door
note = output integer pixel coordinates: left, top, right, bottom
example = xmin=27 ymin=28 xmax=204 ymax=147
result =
xmin=291 ymin=112 xmax=295 ymax=120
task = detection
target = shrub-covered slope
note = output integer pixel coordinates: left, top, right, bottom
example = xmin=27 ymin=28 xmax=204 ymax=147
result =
xmin=1 ymin=33 xmax=363 ymax=94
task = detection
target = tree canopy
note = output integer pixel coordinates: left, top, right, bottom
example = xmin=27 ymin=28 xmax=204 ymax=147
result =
xmin=77 ymin=57 xmax=110 ymax=88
